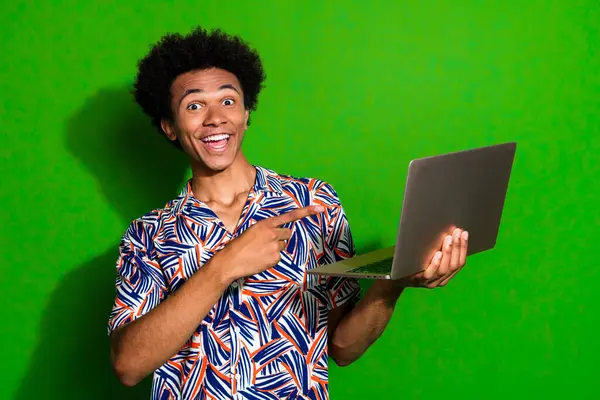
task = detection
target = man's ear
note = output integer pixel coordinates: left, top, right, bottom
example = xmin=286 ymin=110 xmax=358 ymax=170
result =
xmin=244 ymin=110 xmax=249 ymax=130
xmin=161 ymin=119 xmax=178 ymax=142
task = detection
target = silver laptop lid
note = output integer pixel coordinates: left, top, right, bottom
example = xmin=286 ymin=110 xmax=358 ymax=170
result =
xmin=390 ymin=142 xmax=516 ymax=279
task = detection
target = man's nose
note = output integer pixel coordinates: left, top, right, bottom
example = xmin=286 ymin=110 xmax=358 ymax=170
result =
xmin=203 ymin=105 xmax=225 ymax=126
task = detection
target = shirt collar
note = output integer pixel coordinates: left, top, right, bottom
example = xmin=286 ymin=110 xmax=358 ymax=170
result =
xmin=172 ymin=165 xmax=284 ymax=216
xmin=252 ymin=165 xmax=284 ymax=195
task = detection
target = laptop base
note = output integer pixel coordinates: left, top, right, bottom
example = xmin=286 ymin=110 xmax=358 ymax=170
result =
xmin=306 ymin=246 xmax=394 ymax=280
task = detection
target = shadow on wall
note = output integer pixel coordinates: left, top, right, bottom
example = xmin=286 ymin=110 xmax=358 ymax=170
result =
xmin=15 ymin=87 xmax=189 ymax=399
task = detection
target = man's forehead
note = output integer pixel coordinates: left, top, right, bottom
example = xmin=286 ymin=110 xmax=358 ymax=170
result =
xmin=172 ymin=68 xmax=242 ymax=93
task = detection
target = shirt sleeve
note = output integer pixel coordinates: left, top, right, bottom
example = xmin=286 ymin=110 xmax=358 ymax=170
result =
xmin=314 ymin=182 xmax=361 ymax=310
xmin=107 ymin=219 xmax=167 ymax=335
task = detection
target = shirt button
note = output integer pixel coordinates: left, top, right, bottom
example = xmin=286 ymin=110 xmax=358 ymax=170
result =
xmin=235 ymin=373 xmax=241 ymax=380
xmin=231 ymin=281 xmax=239 ymax=289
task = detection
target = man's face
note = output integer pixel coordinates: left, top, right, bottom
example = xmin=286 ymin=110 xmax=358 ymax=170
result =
xmin=162 ymin=68 xmax=249 ymax=172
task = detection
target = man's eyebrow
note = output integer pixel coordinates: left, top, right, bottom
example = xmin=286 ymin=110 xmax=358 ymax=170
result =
xmin=179 ymin=88 xmax=202 ymax=106
xmin=178 ymin=84 xmax=241 ymax=106
xmin=219 ymin=84 xmax=240 ymax=95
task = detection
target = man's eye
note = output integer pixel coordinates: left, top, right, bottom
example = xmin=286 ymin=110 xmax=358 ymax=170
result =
xmin=187 ymin=103 xmax=202 ymax=110
xmin=222 ymin=99 xmax=234 ymax=106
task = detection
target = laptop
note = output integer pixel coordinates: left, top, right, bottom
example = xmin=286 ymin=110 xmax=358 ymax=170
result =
xmin=306 ymin=142 xmax=517 ymax=280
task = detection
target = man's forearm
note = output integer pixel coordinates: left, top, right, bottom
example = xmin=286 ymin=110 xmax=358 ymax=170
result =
xmin=329 ymin=281 xmax=404 ymax=366
xmin=110 ymin=255 xmax=233 ymax=386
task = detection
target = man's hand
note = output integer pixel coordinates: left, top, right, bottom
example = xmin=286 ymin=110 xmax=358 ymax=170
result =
xmin=218 ymin=205 xmax=325 ymax=282
xmin=403 ymin=227 xmax=469 ymax=289
xmin=369 ymin=227 xmax=469 ymax=300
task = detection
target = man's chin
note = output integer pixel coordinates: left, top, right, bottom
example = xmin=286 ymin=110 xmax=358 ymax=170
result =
xmin=207 ymin=164 xmax=230 ymax=173
xmin=194 ymin=156 xmax=236 ymax=174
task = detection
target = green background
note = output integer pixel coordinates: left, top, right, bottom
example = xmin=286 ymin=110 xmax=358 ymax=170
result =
xmin=1 ymin=1 xmax=598 ymax=399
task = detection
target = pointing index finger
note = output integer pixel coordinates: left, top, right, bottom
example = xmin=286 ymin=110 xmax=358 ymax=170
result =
xmin=271 ymin=205 xmax=325 ymax=227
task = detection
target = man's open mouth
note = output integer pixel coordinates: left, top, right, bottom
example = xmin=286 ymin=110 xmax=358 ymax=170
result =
xmin=201 ymin=134 xmax=231 ymax=151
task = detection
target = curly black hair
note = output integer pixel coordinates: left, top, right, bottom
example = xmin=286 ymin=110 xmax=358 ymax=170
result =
xmin=132 ymin=27 xmax=266 ymax=141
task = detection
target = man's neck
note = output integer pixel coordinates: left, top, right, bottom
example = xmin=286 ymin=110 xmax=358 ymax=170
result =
xmin=190 ymin=153 xmax=256 ymax=205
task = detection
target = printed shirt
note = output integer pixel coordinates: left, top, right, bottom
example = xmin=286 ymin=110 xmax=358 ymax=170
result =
xmin=107 ymin=166 xmax=361 ymax=400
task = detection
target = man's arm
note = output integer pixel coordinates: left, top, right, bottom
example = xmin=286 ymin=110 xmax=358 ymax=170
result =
xmin=328 ymin=229 xmax=469 ymax=366
xmin=327 ymin=282 xmax=403 ymax=366
xmin=111 ymin=206 xmax=325 ymax=387
xmin=111 ymin=255 xmax=231 ymax=386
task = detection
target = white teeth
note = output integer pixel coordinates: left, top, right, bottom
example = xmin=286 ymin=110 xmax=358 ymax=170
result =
xmin=202 ymin=134 xmax=230 ymax=142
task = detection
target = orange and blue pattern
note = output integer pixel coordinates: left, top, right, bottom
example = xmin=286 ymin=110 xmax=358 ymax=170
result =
xmin=107 ymin=166 xmax=360 ymax=399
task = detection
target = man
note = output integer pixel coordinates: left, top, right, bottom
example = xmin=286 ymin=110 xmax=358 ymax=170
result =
xmin=108 ymin=27 xmax=469 ymax=399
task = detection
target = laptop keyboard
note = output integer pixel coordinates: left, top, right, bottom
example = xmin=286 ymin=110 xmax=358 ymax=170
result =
xmin=347 ymin=257 xmax=393 ymax=275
